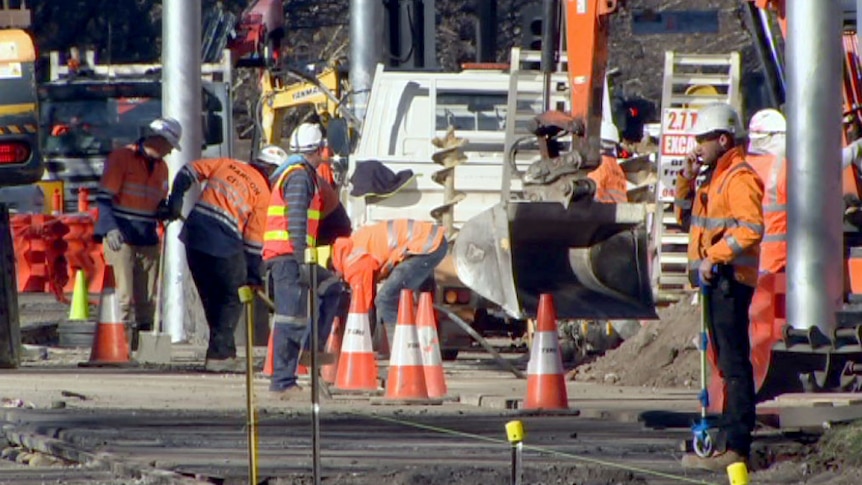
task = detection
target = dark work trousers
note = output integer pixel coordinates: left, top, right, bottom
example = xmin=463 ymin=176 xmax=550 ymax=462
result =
xmin=375 ymin=240 xmax=449 ymax=343
xmin=268 ymin=257 xmax=341 ymax=391
xmin=186 ymin=247 xmax=247 ymax=360
xmin=706 ymin=271 xmax=756 ymax=457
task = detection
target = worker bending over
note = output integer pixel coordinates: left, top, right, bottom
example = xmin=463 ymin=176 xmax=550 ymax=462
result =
xmin=675 ymin=103 xmax=763 ymax=471
xmin=331 ymin=219 xmax=447 ymax=344
xmin=94 ymin=117 xmax=181 ymax=346
xmin=264 ymin=123 xmax=343 ymax=399
xmin=166 ymin=147 xmax=281 ymax=372
xmin=587 ymin=121 xmax=629 ymax=203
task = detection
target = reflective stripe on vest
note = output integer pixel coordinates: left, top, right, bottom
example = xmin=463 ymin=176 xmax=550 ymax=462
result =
xmin=262 ymin=164 xmax=323 ymax=258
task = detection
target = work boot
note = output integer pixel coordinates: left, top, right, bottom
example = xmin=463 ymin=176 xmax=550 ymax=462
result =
xmin=680 ymin=450 xmax=747 ymax=472
xmin=268 ymin=385 xmax=306 ymax=401
xmin=298 ymin=351 xmax=336 ymax=367
xmin=204 ymin=357 xmax=247 ymax=373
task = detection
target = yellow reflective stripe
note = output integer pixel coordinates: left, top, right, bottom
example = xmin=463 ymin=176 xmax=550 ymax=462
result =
xmin=264 ymin=230 xmax=290 ymax=241
xmin=268 ymin=206 xmax=286 ymax=216
xmin=308 ymin=209 xmax=321 ymax=220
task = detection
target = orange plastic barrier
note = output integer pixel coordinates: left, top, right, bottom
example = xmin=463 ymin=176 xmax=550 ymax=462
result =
xmin=10 ymin=214 xmax=69 ymax=297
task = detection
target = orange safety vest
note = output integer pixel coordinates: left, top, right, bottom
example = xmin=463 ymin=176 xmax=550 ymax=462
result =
xmin=349 ymin=219 xmax=445 ymax=278
xmin=674 ymin=146 xmax=764 ymax=287
xmin=588 ymin=155 xmax=628 ymax=203
xmin=747 ymin=152 xmax=787 ymax=274
xmin=187 ymin=158 xmax=271 ymax=253
xmin=262 ymin=164 xmax=323 ymax=260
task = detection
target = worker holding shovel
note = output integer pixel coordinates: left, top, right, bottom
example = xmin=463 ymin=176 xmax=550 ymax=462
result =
xmin=165 ymin=147 xmax=283 ymax=372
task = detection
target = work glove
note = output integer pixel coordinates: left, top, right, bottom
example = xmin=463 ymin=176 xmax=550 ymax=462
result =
xmin=166 ymin=192 xmax=184 ymax=221
xmin=154 ymin=200 xmax=172 ymax=221
xmin=105 ymin=229 xmax=124 ymax=252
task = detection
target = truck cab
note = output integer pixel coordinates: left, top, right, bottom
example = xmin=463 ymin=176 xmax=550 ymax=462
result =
xmin=38 ymin=52 xmax=234 ymax=211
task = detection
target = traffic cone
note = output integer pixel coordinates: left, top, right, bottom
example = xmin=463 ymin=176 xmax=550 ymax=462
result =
xmin=334 ymin=284 xmax=379 ymax=391
xmin=524 ymin=293 xmax=568 ymax=410
xmin=263 ymin=331 xmax=274 ymax=376
xmin=384 ymin=289 xmax=429 ymax=401
xmin=321 ymin=315 xmax=344 ymax=384
xmin=68 ymin=269 xmax=89 ymax=321
xmin=85 ymin=266 xmax=130 ymax=365
xmin=416 ymin=292 xmax=447 ymax=398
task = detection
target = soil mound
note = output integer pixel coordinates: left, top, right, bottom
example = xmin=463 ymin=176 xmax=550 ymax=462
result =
xmin=575 ymin=298 xmax=702 ymax=388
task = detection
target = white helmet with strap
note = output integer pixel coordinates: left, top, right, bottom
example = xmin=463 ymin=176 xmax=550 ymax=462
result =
xmin=148 ymin=117 xmax=182 ymax=150
xmin=255 ymin=144 xmax=288 ymax=167
xmin=289 ymin=123 xmax=324 ymax=153
xmin=690 ymin=103 xmax=744 ymax=138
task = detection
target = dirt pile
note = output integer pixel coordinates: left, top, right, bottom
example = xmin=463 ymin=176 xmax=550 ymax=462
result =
xmin=574 ymin=298 xmax=702 ymax=388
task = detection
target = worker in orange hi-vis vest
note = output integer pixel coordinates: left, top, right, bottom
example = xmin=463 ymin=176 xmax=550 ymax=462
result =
xmin=674 ymin=103 xmax=763 ymax=472
xmin=331 ymin=219 xmax=448 ymax=347
xmin=587 ymin=121 xmax=628 ymax=203
xmin=166 ymin=147 xmax=281 ymax=373
xmin=94 ymin=117 xmax=181 ymax=344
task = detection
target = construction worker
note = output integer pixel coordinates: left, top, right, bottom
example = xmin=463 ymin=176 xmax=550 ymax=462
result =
xmin=94 ymin=117 xmax=181 ymax=344
xmin=674 ymin=103 xmax=763 ymax=471
xmin=746 ymin=108 xmax=862 ymax=274
xmin=588 ymin=121 xmax=628 ymax=203
xmin=165 ymin=147 xmax=281 ymax=372
xmin=264 ymin=123 xmax=343 ymax=398
xmin=330 ymin=219 xmax=448 ymax=344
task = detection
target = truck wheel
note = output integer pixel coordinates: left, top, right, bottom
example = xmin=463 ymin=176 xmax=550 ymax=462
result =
xmin=441 ymin=349 xmax=459 ymax=361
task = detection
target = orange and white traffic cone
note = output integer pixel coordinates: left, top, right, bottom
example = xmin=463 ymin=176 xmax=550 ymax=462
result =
xmin=321 ymin=315 xmax=344 ymax=384
xmin=334 ymin=284 xmax=379 ymax=391
xmin=384 ymin=289 xmax=429 ymax=401
xmin=83 ymin=266 xmax=130 ymax=366
xmin=524 ymin=294 xmax=568 ymax=410
xmin=416 ymin=292 xmax=447 ymax=399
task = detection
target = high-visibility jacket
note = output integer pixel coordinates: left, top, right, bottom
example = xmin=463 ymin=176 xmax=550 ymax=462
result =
xmin=588 ymin=155 xmax=628 ymax=203
xmin=95 ymin=143 xmax=168 ymax=246
xmin=262 ymin=163 xmax=323 ymax=260
xmin=179 ymin=158 xmax=271 ymax=258
xmin=674 ymin=146 xmax=764 ymax=287
xmin=747 ymin=151 xmax=787 ymax=274
xmin=331 ymin=219 xmax=446 ymax=311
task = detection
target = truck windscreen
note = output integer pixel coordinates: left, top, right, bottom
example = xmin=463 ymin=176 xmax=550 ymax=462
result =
xmin=40 ymin=96 xmax=160 ymax=156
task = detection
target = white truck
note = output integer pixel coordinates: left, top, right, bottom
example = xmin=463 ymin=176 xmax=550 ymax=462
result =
xmin=340 ymin=48 xmax=656 ymax=355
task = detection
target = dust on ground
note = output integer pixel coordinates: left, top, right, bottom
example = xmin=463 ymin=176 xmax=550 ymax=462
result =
xmin=277 ymin=465 xmax=645 ymax=485
xmin=574 ymin=298 xmax=702 ymax=389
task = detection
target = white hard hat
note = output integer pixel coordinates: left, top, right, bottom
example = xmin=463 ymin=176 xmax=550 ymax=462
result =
xmin=289 ymin=123 xmax=324 ymax=153
xmin=748 ymin=108 xmax=786 ymax=138
xmin=690 ymin=103 xmax=744 ymax=138
xmin=148 ymin=117 xmax=182 ymax=151
xmin=255 ymin=144 xmax=288 ymax=166
xmin=600 ymin=121 xmax=620 ymax=144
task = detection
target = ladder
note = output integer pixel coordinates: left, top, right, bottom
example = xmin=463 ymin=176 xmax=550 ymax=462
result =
xmin=652 ymin=52 xmax=741 ymax=302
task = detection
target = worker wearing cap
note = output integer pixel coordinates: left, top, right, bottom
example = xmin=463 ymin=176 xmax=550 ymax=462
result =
xmin=165 ymin=147 xmax=280 ymax=372
xmin=587 ymin=121 xmax=628 ymax=203
xmin=675 ymin=103 xmax=763 ymax=471
xmin=94 ymin=117 xmax=181 ymax=342
xmin=263 ymin=123 xmax=343 ymax=399
xmin=331 ymin=219 xmax=447 ymax=345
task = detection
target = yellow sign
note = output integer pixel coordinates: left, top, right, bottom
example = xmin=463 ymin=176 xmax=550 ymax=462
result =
xmin=36 ymin=181 xmax=64 ymax=214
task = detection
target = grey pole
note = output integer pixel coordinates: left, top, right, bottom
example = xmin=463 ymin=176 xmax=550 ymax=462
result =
xmin=350 ymin=0 xmax=383 ymax=124
xmin=162 ymin=0 xmax=203 ymax=342
xmin=786 ymin=0 xmax=843 ymax=332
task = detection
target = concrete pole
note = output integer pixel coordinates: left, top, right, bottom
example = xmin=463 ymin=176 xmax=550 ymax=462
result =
xmin=786 ymin=0 xmax=843 ymax=332
xmin=350 ymin=0 xmax=383 ymax=124
xmin=162 ymin=0 xmax=203 ymax=342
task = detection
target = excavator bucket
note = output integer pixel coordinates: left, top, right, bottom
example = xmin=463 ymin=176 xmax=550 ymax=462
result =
xmin=454 ymin=198 xmax=657 ymax=320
